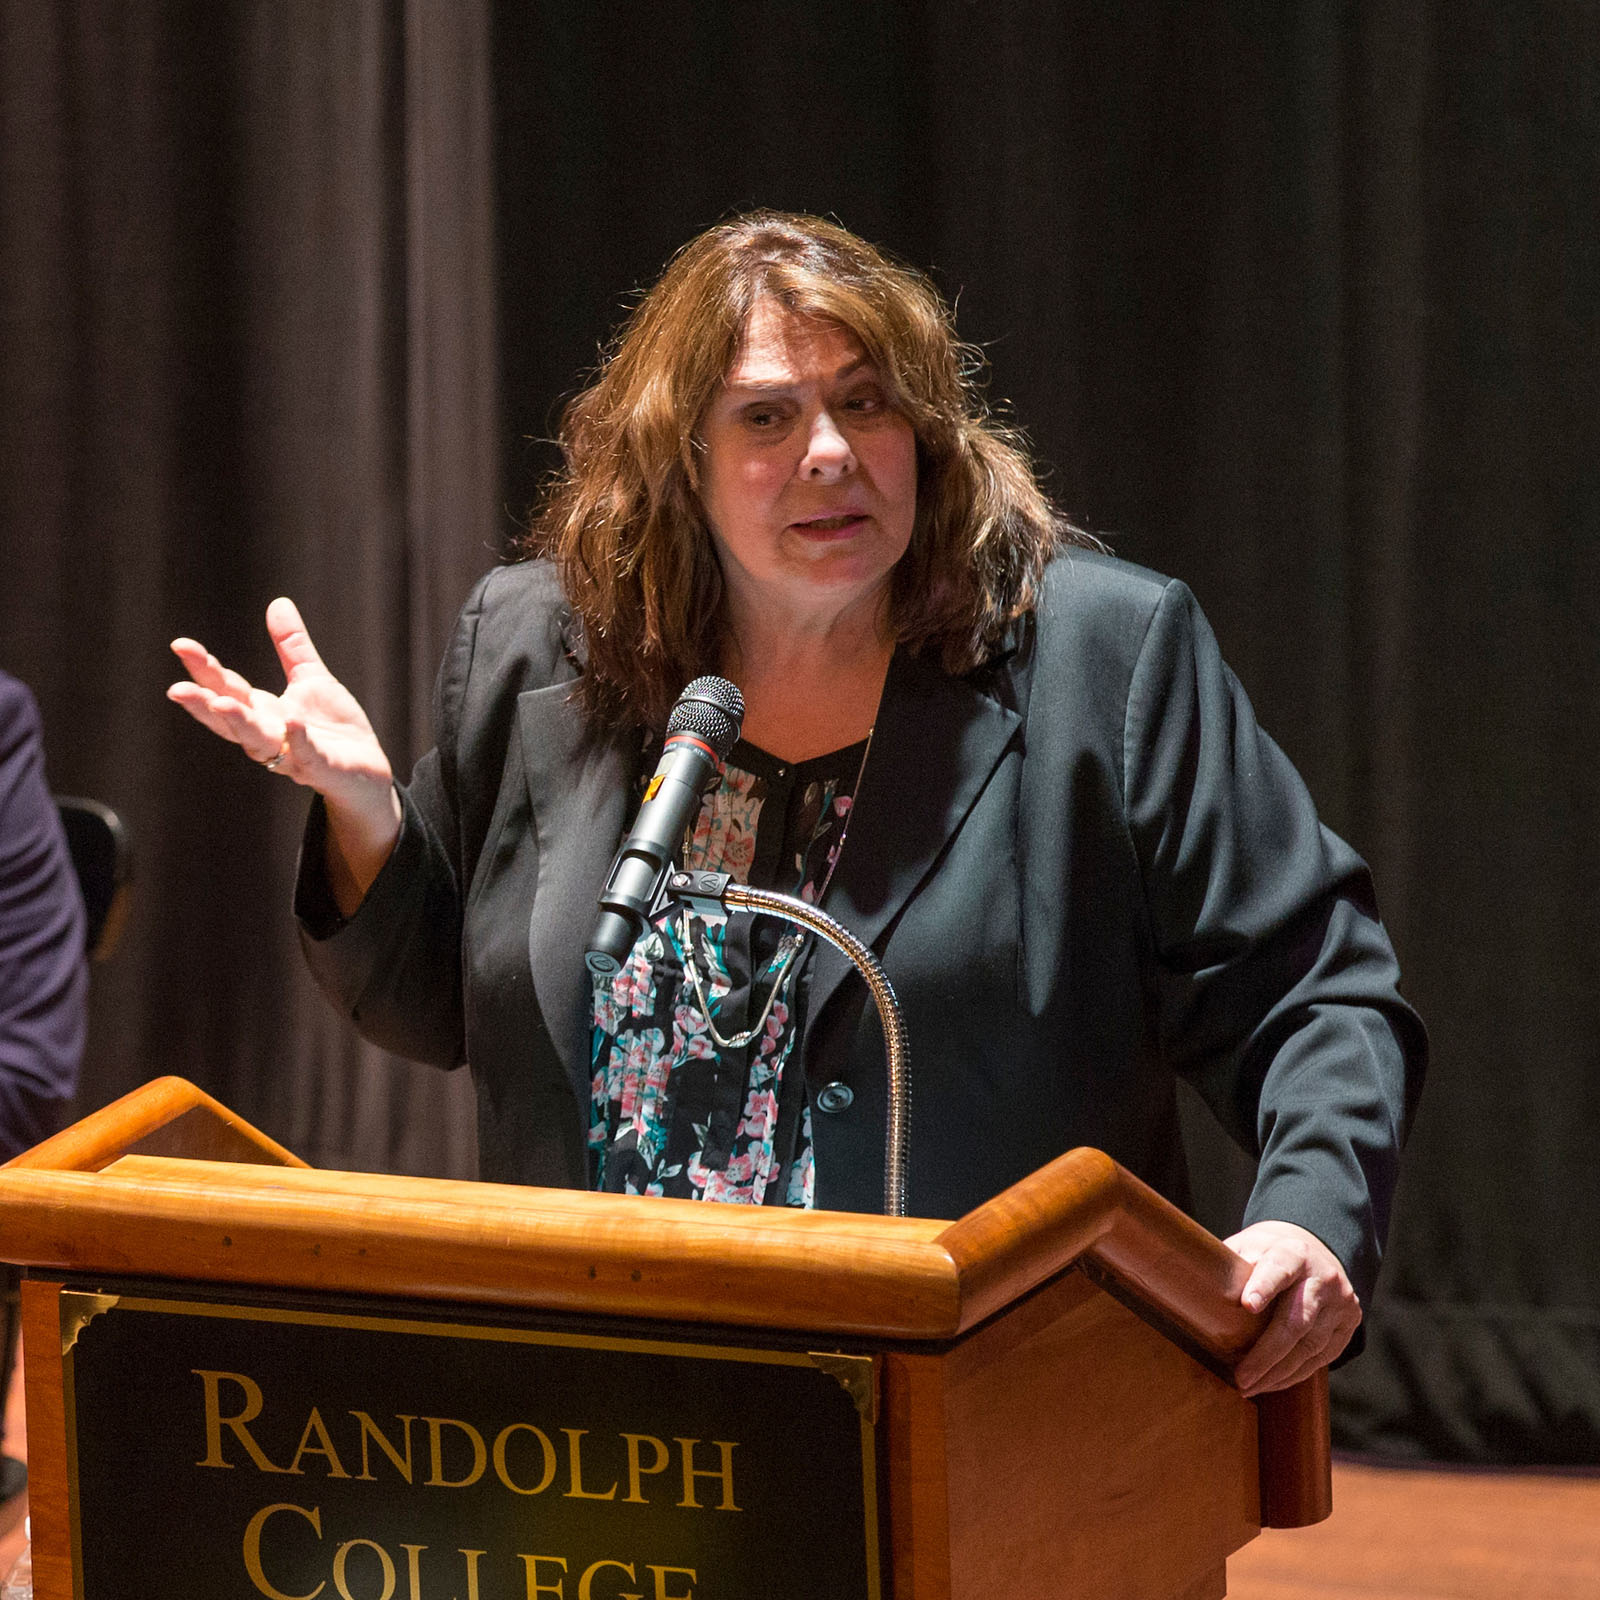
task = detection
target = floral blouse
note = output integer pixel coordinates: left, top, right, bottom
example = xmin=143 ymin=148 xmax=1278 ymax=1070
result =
xmin=588 ymin=737 xmax=867 ymax=1206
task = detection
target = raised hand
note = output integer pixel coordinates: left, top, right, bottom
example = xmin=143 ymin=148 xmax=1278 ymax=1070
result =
xmin=1225 ymin=1219 xmax=1363 ymax=1396
xmin=168 ymin=598 xmax=402 ymax=910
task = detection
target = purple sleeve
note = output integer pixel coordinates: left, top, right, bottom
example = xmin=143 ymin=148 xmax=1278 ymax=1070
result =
xmin=0 ymin=672 xmax=88 ymax=1157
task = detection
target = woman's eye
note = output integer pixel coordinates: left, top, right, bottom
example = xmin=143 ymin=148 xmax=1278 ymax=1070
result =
xmin=745 ymin=407 xmax=785 ymax=429
xmin=843 ymin=391 xmax=884 ymax=414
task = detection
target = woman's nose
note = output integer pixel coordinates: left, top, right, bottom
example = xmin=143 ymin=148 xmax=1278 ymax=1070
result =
xmin=800 ymin=408 xmax=857 ymax=480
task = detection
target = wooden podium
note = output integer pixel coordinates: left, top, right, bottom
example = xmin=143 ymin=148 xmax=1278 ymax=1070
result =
xmin=0 ymin=1079 xmax=1329 ymax=1600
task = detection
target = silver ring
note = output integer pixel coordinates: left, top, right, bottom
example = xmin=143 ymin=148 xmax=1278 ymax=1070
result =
xmin=263 ymin=741 xmax=290 ymax=772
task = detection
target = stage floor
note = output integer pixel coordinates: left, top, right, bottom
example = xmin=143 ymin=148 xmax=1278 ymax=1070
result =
xmin=2 ymin=1349 xmax=1595 ymax=1595
xmin=1226 ymin=1455 xmax=1600 ymax=1599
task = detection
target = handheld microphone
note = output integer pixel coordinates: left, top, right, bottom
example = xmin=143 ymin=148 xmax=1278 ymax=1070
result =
xmin=584 ymin=675 xmax=745 ymax=977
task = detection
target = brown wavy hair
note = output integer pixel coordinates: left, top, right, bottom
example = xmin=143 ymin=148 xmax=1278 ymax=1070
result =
xmin=526 ymin=211 xmax=1087 ymax=732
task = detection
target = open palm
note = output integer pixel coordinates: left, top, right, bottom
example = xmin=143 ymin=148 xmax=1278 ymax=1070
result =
xmin=167 ymin=597 xmax=394 ymax=818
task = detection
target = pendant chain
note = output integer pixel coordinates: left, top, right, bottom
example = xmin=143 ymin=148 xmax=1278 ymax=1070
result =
xmin=681 ymin=726 xmax=875 ymax=1050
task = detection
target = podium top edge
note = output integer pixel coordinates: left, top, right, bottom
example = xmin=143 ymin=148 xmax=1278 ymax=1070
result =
xmin=0 ymin=1083 xmax=1259 ymax=1359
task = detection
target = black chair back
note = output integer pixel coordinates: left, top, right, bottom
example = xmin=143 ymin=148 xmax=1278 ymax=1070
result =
xmin=54 ymin=796 xmax=132 ymax=960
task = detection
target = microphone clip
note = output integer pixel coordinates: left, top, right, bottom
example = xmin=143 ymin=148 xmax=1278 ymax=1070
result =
xmin=665 ymin=869 xmax=733 ymax=917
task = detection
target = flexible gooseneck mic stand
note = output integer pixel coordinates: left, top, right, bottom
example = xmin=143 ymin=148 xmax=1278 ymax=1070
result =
xmin=665 ymin=869 xmax=911 ymax=1219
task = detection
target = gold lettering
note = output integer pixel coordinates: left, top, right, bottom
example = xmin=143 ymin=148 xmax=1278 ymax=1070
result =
xmin=289 ymin=1407 xmax=352 ymax=1479
xmin=674 ymin=1438 xmax=739 ymax=1510
xmin=621 ymin=1434 xmax=670 ymax=1504
xmin=579 ymin=1559 xmax=639 ymax=1600
xmin=242 ymin=1502 xmax=325 ymax=1600
xmin=333 ymin=1539 xmax=395 ymax=1600
xmin=520 ymin=1553 xmax=569 ymax=1599
xmin=352 ymin=1412 xmax=416 ymax=1483
xmin=422 ymin=1417 xmax=487 ymax=1488
xmin=195 ymin=1370 xmax=291 ymax=1473
xmin=460 ymin=1548 xmax=487 ymax=1600
xmin=399 ymin=1545 xmax=425 ymax=1600
xmin=648 ymin=1566 xmax=696 ymax=1600
xmin=493 ymin=1422 xmax=557 ymax=1495
xmin=562 ymin=1428 xmax=617 ymax=1500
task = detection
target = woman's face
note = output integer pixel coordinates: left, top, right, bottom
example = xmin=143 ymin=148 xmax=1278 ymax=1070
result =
xmin=698 ymin=300 xmax=917 ymax=634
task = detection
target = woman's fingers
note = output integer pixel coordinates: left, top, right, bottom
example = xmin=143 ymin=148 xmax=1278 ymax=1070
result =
xmin=169 ymin=602 xmax=396 ymax=804
xmin=1240 ymin=1314 xmax=1347 ymax=1396
xmin=169 ymin=638 xmax=260 ymax=705
xmin=1235 ymin=1279 xmax=1322 ymax=1393
xmin=1237 ymin=1246 xmax=1299 ymax=1316
xmin=265 ymin=597 xmax=331 ymax=684
xmin=1225 ymin=1220 xmax=1362 ymax=1396
xmin=165 ymin=678 xmax=286 ymax=762
xmin=168 ymin=635 xmax=289 ymax=762
xmin=1236 ymin=1272 xmax=1358 ymax=1394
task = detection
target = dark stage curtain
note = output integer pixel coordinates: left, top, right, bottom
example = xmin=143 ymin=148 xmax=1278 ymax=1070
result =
xmin=491 ymin=0 xmax=1600 ymax=1467
xmin=0 ymin=0 xmax=496 ymax=1175
xmin=5 ymin=2 xmax=1596 ymax=1462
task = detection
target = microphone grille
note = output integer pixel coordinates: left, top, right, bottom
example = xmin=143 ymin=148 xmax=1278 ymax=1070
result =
xmin=667 ymin=675 xmax=745 ymax=758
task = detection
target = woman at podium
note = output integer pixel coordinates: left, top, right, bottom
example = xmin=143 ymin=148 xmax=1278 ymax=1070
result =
xmin=168 ymin=212 xmax=1425 ymax=1400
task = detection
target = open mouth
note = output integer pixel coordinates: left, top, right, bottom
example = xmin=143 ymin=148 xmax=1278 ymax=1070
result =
xmin=795 ymin=513 xmax=868 ymax=533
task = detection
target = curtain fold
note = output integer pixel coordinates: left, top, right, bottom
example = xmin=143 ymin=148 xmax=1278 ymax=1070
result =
xmin=0 ymin=0 xmax=496 ymax=1176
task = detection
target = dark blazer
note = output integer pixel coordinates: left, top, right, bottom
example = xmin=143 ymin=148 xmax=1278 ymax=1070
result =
xmin=299 ymin=552 xmax=1425 ymax=1307
xmin=0 ymin=671 xmax=87 ymax=1157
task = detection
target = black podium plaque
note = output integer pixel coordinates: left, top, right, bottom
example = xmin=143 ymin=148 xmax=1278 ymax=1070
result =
xmin=60 ymin=1288 xmax=881 ymax=1600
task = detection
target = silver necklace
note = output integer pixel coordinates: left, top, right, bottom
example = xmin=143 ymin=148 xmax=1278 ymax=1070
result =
xmin=680 ymin=726 xmax=875 ymax=1050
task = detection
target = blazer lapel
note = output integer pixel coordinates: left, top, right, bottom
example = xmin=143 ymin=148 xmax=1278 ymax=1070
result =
xmin=518 ymin=685 xmax=636 ymax=1108
xmin=514 ymin=649 xmax=1019 ymax=1105
xmin=807 ymin=648 xmax=1022 ymax=1025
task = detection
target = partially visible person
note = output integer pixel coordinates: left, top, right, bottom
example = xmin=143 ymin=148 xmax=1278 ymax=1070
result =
xmin=0 ymin=671 xmax=87 ymax=1156
xmin=0 ymin=669 xmax=88 ymax=1500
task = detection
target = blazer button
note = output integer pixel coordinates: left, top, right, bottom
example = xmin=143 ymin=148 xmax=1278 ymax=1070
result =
xmin=816 ymin=1081 xmax=854 ymax=1114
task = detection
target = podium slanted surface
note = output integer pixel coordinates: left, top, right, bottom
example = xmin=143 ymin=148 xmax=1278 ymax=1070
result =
xmin=0 ymin=1078 xmax=1329 ymax=1600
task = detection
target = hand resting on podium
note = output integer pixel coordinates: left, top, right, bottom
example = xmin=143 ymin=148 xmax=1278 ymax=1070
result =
xmin=1227 ymin=1219 xmax=1362 ymax=1395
